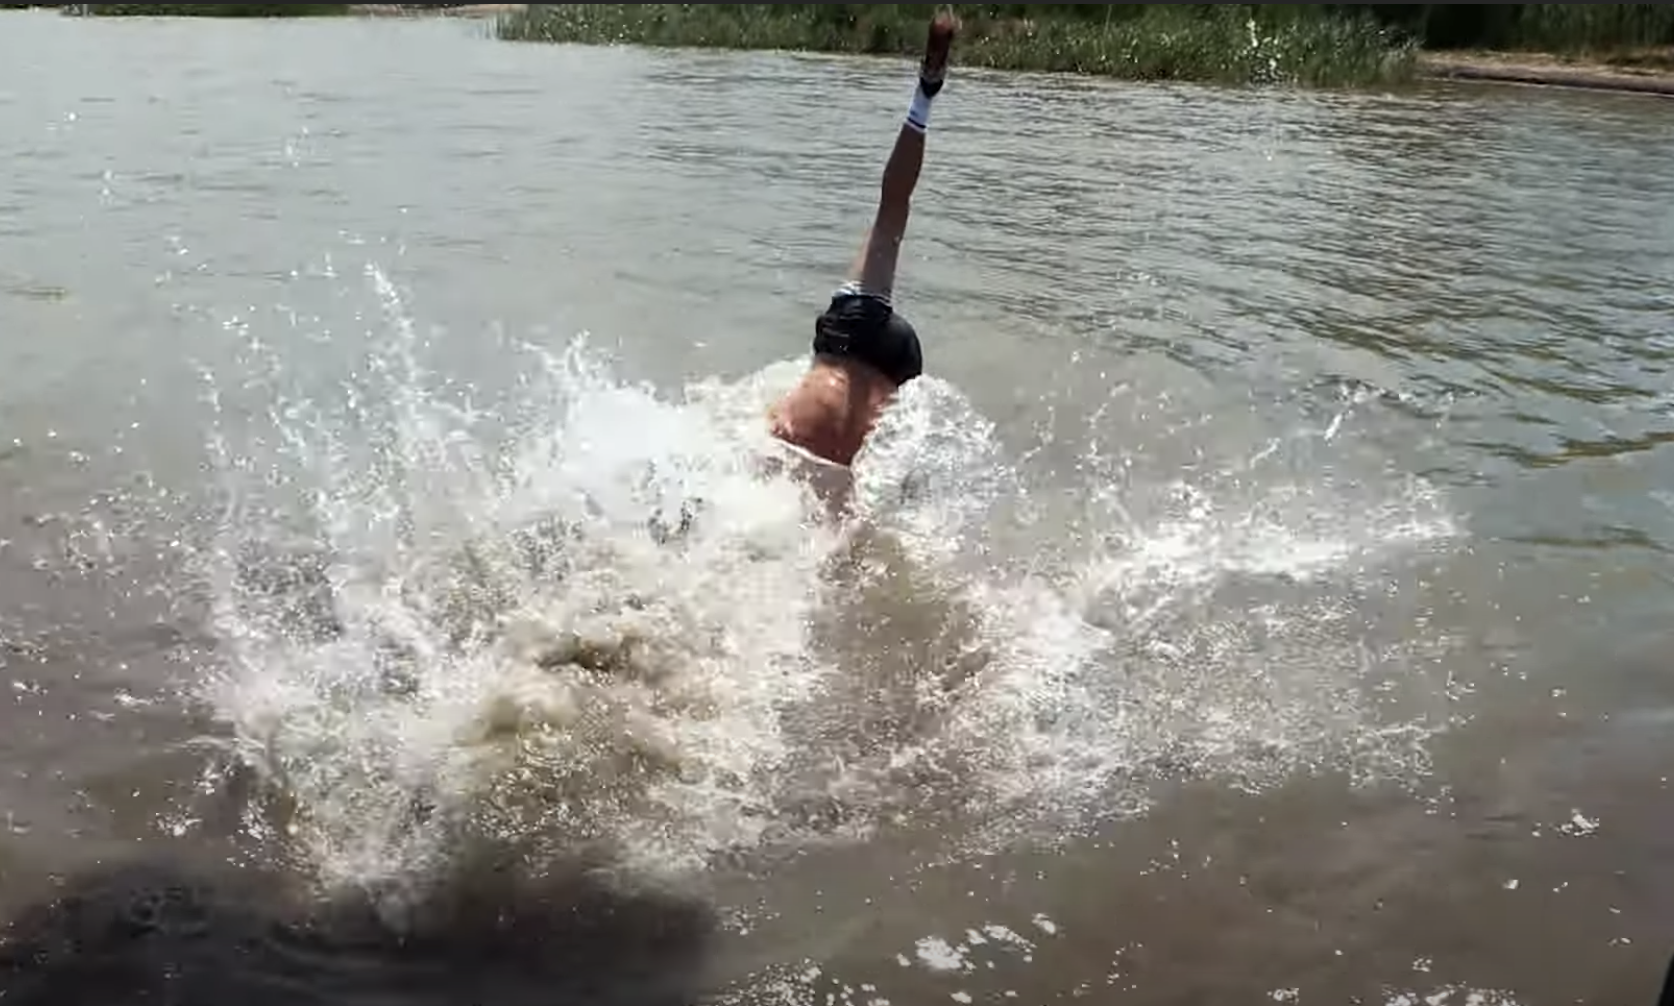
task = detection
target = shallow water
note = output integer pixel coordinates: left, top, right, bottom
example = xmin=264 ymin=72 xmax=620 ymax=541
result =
xmin=2 ymin=10 xmax=1674 ymax=1005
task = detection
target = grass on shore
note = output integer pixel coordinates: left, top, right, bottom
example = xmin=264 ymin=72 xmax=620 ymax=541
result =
xmin=74 ymin=4 xmax=494 ymax=14
xmin=1509 ymin=4 xmax=1674 ymax=54
xmin=80 ymin=4 xmax=350 ymax=14
xmin=83 ymin=4 xmax=351 ymax=13
xmin=496 ymin=4 xmax=1417 ymax=87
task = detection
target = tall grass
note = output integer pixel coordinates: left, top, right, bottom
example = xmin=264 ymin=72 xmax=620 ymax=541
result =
xmin=1513 ymin=4 xmax=1674 ymax=52
xmin=1317 ymin=4 xmax=1674 ymax=52
xmin=82 ymin=4 xmax=350 ymax=14
xmin=497 ymin=4 xmax=1417 ymax=87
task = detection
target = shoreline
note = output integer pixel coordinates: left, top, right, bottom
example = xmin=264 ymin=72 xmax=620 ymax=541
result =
xmin=27 ymin=5 xmax=1674 ymax=96
xmin=487 ymin=6 xmax=1674 ymax=96
xmin=349 ymin=3 xmax=525 ymax=17
xmin=1418 ymin=50 xmax=1674 ymax=96
xmin=490 ymin=6 xmax=1414 ymax=87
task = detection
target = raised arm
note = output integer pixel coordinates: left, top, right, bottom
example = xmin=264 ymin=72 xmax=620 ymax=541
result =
xmin=845 ymin=10 xmax=958 ymax=300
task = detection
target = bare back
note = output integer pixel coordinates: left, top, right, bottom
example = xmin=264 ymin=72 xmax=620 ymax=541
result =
xmin=769 ymin=358 xmax=900 ymax=468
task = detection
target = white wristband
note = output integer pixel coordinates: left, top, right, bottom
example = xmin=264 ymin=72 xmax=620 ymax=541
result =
xmin=906 ymin=86 xmax=934 ymax=132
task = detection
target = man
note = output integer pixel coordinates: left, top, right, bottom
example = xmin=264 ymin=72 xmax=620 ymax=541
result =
xmin=767 ymin=11 xmax=958 ymax=475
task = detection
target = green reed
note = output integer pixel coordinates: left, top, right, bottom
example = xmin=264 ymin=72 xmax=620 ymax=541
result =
xmin=496 ymin=4 xmax=1417 ymax=87
xmin=1315 ymin=4 xmax=1674 ymax=53
xmin=1513 ymin=4 xmax=1674 ymax=52
xmin=82 ymin=4 xmax=350 ymax=15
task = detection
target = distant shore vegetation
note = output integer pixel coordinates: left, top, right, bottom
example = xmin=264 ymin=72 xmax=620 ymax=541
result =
xmin=496 ymin=4 xmax=1674 ymax=88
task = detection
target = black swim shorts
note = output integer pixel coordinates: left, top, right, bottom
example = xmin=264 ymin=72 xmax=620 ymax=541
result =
xmin=812 ymin=283 xmax=923 ymax=386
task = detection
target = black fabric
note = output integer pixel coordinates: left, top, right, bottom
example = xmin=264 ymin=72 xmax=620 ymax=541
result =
xmin=812 ymin=291 xmax=924 ymax=386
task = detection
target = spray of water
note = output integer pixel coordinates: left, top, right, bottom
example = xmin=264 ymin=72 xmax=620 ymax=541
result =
xmin=194 ymin=264 xmax=1458 ymax=891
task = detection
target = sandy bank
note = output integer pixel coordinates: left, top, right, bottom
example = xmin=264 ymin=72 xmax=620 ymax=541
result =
xmin=1420 ymin=50 xmax=1674 ymax=96
xmin=350 ymin=3 xmax=524 ymax=17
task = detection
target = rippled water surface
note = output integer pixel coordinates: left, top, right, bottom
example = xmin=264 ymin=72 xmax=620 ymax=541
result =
xmin=3 ymin=10 xmax=1674 ymax=1005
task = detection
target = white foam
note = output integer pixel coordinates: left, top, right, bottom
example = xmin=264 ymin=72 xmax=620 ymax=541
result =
xmin=196 ymin=263 xmax=1461 ymax=889
xmin=915 ymin=938 xmax=969 ymax=974
xmin=1382 ymin=988 xmax=1522 ymax=1006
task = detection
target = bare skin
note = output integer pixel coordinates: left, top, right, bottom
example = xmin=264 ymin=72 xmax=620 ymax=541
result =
xmin=768 ymin=13 xmax=957 ymax=469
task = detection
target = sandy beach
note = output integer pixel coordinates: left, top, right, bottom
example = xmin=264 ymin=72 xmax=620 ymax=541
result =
xmin=349 ymin=3 xmax=525 ymax=17
xmin=1420 ymin=48 xmax=1674 ymax=95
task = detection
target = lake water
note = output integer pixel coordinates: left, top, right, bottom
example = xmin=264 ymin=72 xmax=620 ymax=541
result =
xmin=2 ymin=10 xmax=1674 ymax=1005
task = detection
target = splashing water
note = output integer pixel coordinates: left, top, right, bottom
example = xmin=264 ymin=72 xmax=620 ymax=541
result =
xmin=194 ymin=263 xmax=1458 ymax=891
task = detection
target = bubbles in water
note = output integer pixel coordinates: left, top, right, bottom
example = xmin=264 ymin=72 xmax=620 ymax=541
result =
xmin=194 ymin=261 xmax=1459 ymax=891
xmin=199 ymin=266 xmax=851 ymax=886
xmin=1381 ymin=988 xmax=1523 ymax=1006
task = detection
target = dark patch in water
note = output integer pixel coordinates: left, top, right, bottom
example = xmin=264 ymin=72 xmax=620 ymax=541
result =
xmin=0 ymin=854 xmax=716 ymax=1006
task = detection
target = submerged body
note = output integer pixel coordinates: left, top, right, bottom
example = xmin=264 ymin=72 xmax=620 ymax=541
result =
xmin=761 ymin=434 xmax=858 ymax=519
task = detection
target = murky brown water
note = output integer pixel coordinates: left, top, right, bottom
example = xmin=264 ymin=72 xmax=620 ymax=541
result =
xmin=3 ymin=10 xmax=1674 ymax=1005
